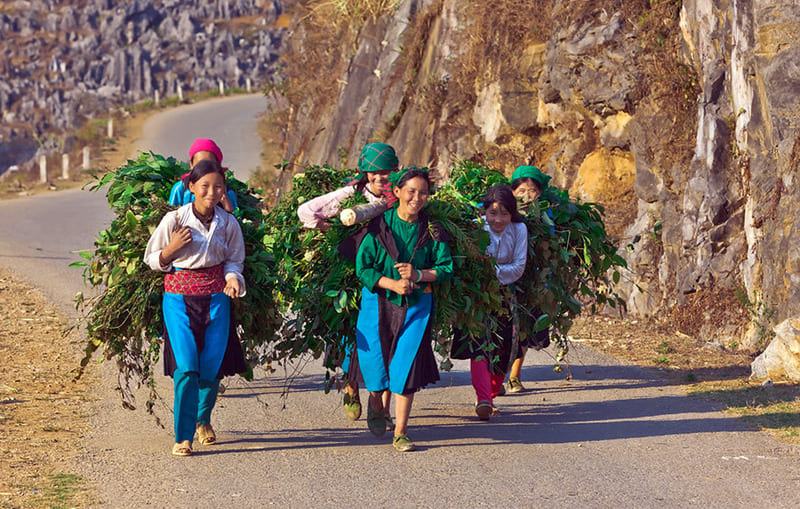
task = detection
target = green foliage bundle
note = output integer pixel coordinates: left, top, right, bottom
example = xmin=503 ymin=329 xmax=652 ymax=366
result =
xmin=72 ymin=152 xmax=281 ymax=411
xmin=262 ymin=164 xmax=504 ymax=377
xmin=510 ymin=172 xmax=627 ymax=367
xmin=432 ymin=160 xmax=627 ymax=371
xmin=261 ymin=166 xmax=366 ymax=386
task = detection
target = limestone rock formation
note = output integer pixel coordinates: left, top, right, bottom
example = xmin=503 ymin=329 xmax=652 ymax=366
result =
xmin=751 ymin=318 xmax=800 ymax=382
xmin=278 ymin=0 xmax=800 ymax=378
xmin=0 ymin=0 xmax=287 ymax=174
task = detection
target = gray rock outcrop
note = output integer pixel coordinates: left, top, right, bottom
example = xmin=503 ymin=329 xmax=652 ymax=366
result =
xmin=279 ymin=0 xmax=800 ymax=378
xmin=0 ymin=0 xmax=287 ymax=174
xmin=751 ymin=317 xmax=800 ymax=382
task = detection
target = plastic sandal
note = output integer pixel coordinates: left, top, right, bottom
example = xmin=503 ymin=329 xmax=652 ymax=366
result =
xmin=475 ymin=400 xmax=492 ymax=421
xmin=366 ymin=394 xmax=387 ymax=437
xmin=196 ymin=424 xmax=216 ymax=446
xmin=172 ymin=441 xmax=193 ymax=457
xmin=343 ymin=392 xmax=362 ymax=421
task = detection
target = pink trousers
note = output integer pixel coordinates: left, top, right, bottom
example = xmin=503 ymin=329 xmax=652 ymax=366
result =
xmin=470 ymin=359 xmax=505 ymax=405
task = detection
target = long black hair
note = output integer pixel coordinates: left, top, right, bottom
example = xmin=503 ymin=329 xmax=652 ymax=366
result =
xmin=483 ymin=184 xmax=524 ymax=222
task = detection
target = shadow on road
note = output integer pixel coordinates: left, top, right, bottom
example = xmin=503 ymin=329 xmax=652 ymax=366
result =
xmin=211 ymin=360 xmax=755 ymax=453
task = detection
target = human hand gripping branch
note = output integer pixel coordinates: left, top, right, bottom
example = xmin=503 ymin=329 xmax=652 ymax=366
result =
xmin=380 ymin=262 xmax=436 ymax=295
xmin=158 ymin=225 xmax=192 ymax=267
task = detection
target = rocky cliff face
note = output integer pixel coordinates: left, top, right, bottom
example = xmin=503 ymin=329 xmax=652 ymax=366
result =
xmin=279 ymin=0 xmax=800 ymax=352
xmin=0 ymin=0 xmax=287 ymax=173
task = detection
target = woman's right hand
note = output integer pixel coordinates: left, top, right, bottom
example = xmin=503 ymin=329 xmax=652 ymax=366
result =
xmin=161 ymin=225 xmax=192 ymax=264
xmin=392 ymin=278 xmax=417 ymax=295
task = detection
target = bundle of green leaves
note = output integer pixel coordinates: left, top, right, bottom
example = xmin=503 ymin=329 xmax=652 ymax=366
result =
xmin=262 ymin=166 xmax=369 ymax=389
xmin=72 ymin=152 xmax=281 ymax=411
xmin=434 ymin=160 xmax=627 ymax=372
xmin=505 ymin=171 xmax=627 ymax=368
xmin=263 ymin=163 xmax=506 ymax=377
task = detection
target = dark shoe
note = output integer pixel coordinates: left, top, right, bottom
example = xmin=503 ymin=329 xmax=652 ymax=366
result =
xmin=496 ymin=384 xmax=506 ymax=397
xmin=343 ymin=392 xmax=362 ymax=421
xmin=384 ymin=414 xmax=395 ymax=431
xmin=366 ymin=395 xmax=387 ymax=437
xmin=392 ymin=434 xmax=416 ymax=452
xmin=508 ymin=377 xmax=525 ymax=393
xmin=475 ymin=400 xmax=492 ymax=421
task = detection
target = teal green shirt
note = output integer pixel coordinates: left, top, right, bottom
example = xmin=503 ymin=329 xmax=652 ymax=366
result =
xmin=356 ymin=208 xmax=453 ymax=306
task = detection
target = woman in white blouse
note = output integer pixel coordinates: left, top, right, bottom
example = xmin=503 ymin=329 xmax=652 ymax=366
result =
xmin=451 ymin=185 xmax=527 ymax=420
xmin=144 ymin=159 xmax=246 ymax=457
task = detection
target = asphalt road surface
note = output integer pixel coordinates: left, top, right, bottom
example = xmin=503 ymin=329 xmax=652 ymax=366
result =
xmin=1 ymin=95 xmax=798 ymax=508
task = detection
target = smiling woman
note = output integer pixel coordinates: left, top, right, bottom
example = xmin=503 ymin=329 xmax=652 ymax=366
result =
xmin=348 ymin=166 xmax=454 ymax=451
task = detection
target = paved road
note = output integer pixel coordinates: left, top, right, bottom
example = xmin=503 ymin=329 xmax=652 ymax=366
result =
xmin=1 ymin=96 xmax=799 ymax=508
xmin=0 ymin=94 xmax=266 ymax=314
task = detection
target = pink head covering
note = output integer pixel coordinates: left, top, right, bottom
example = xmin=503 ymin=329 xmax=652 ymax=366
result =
xmin=189 ymin=138 xmax=223 ymax=165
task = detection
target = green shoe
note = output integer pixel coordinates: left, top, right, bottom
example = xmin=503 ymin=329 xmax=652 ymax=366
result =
xmin=367 ymin=404 xmax=387 ymax=437
xmin=507 ymin=377 xmax=525 ymax=393
xmin=392 ymin=434 xmax=416 ymax=452
xmin=343 ymin=392 xmax=362 ymax=421
xmin=384 ymin=414 xmax=395 ymax=431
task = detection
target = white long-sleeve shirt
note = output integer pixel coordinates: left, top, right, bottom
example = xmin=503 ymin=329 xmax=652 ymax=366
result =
xmin=143 ymin=203 xmax=246 ymax=295
xmin=483 ymin=220 xmax=528 ymax=285
xmin=296 ymin=184 xmax=384 ymax=229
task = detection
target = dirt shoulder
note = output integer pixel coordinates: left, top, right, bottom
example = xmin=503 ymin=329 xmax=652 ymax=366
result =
xmin=0 ymin=267 xmax=96 ymax=508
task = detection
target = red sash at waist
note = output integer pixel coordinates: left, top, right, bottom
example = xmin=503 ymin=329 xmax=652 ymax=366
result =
xmin=164 ymin=265 xmax=226 ymax=296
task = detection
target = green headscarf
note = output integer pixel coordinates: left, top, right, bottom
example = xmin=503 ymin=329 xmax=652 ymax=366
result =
xmin=388 ymin=165 xmax=429 ymax=186
xmin=511 ymin=165 xmax=551 ymax=190
xmin=357 ymin=142 xmax=399 ymax=174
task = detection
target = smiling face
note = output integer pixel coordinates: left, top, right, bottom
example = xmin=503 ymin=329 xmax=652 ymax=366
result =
xmin=393 ymin=176 xmax=430 ymax=219
xmin=486 ymin=202 xmax=512 ymax=234
xmin=188 ymin=171 xmax=226 ymax=214
xmin=512 ymin=179 xmax=543 ymax=204
xmin=366 ymin=170 xmax=392 ymax=196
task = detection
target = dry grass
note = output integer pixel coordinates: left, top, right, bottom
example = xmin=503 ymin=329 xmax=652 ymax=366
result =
xmin=689 ymin=380 xmax=800 ymax=446
xmin=450 ymin=0 xmax=556 ymax=104
xmin=311 ymin=0 xmax=398 ymax=21
xmin=0 ymin=267 xmax=97 ymax=508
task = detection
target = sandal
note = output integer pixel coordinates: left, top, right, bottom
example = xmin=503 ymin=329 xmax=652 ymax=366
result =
xmin=196 ymin=424 xmax=217 ymax=446
xmin=384 ymin=413 xmax=395 ymax=431
xmin=172 ymin=440 xmax=193 ymax=457
xmin=366 ymin=394 xmax=387 ymax=437
xmin=343 ymin=391 xmax=362 ymax=421
xmin=475 ymin=400 xmax=493 ymax=421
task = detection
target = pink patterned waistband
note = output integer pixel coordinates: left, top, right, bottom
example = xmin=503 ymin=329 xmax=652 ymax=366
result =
xmin=164 ymin=265 xmax=226 ymax=296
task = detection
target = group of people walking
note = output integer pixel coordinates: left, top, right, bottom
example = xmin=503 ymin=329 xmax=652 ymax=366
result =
xmin=144 ymin=139 xmax=551 ymax=456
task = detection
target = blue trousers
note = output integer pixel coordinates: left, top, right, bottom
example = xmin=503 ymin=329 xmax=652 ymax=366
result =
xmin=355 ymin=288 xmax=432 ymax=394
xmin=163 ymin=292 xmax=229 ymax=442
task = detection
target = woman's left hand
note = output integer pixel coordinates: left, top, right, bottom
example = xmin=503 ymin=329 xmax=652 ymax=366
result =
xmin=224 ymin=279 xmax=240 ymax=299
xmin=394 ymin=262 xmax=415 ymax=280
xmin=219 ymin=193 xmax=234 ymax=213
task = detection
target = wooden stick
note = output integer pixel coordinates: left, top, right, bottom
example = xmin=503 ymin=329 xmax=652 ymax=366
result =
xmin=340 ymin=201 xmax=389 ymax=226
